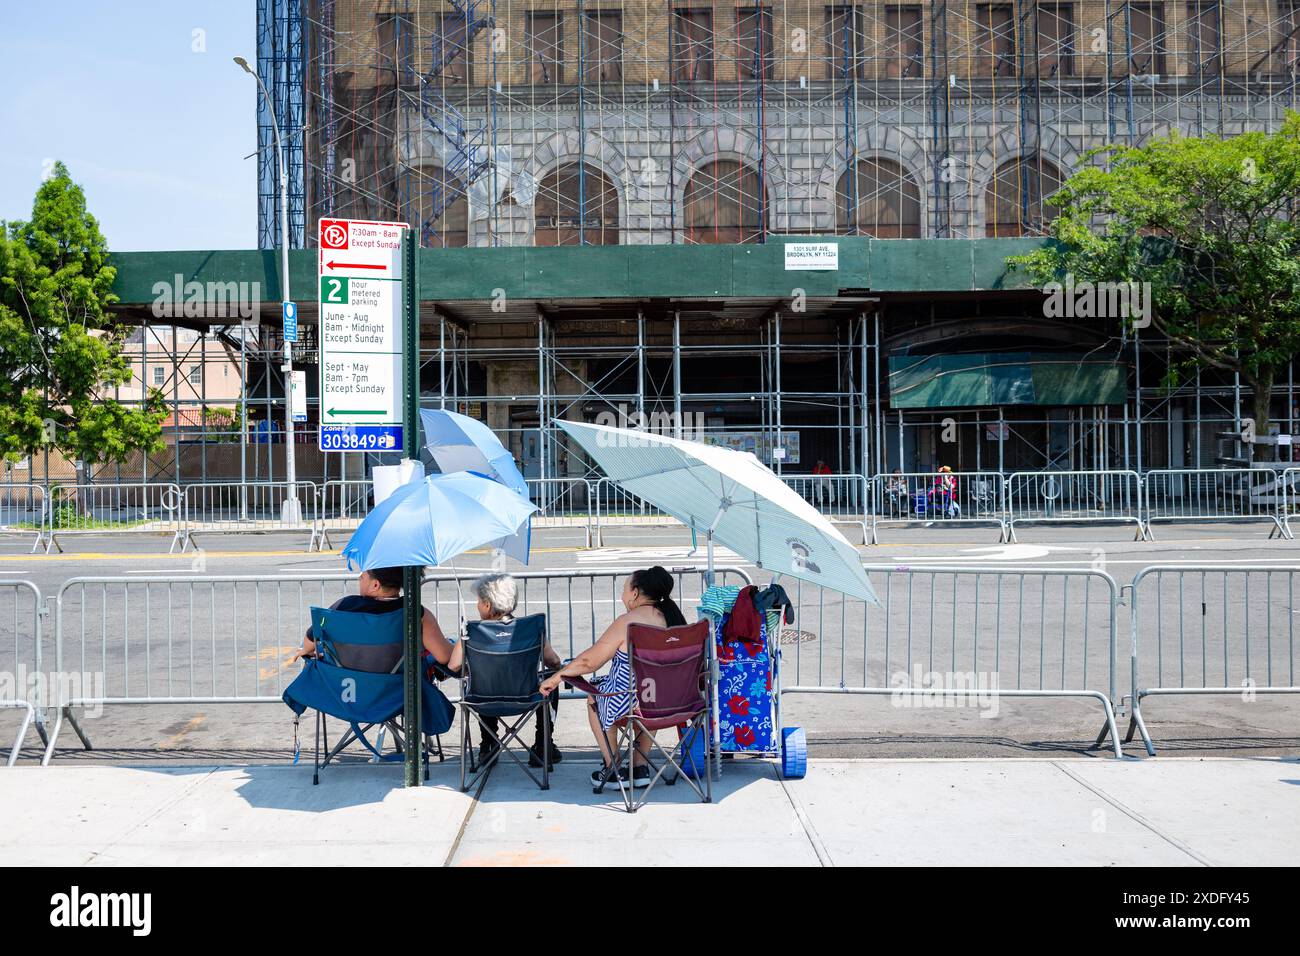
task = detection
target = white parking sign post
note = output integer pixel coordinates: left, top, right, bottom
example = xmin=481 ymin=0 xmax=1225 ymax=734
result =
xmin=317 ymin=218 xmax=408 ymax=453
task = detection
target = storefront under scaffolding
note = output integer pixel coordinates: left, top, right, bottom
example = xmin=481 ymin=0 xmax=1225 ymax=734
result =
xmin=8 ymin=240 xmax=1292 ymax=495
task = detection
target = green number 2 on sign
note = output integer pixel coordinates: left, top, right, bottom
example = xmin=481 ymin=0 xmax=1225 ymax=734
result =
xmin=321 ymin=275 xmax=349 ymax=304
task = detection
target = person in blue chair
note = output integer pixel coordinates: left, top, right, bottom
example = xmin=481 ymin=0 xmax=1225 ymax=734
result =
xmin=301 ymin=566 xmax=456 ymax=669
xmin=540 ymin=566 xmax=687 ymax=790
xmin=469 ymin=573 xmax=564 ymax=770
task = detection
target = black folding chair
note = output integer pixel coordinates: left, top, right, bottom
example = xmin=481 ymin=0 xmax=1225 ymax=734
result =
xmin=458 ymin=613 xmax=551 ymax=792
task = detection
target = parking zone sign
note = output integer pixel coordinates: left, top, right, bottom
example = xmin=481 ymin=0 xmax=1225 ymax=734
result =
xmin=317 ymin=218 xmax=408 ymax=451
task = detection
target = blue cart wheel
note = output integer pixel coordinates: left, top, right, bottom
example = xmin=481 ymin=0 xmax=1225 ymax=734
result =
xmin=681 ymin=726 xmax=708 ymax=779
xmin=780 ymin=726 xmax=807 ymax=779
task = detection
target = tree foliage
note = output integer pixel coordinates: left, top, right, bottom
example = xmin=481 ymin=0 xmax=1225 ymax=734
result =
xmin=1011 ymin=112 xmax=1300 ymax=457
xmin=0 ymin=162 xmax=165 ymax=467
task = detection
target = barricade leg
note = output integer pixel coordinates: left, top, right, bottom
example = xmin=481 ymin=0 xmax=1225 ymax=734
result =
xmin=1091 ymin=702 xmax=1125 ymax=759
xmin=66 ymin=708 xmax=92 ymax=750
xmin=41 ymin=706 xmax=93 ymax=765
xmin=4 ymin=702 xmax=34 ymax=767
xmin=1124 ymin=697 xmax=1157 ymax=756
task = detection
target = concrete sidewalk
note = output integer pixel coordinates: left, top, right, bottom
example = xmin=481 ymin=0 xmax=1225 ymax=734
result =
xmin=2 ymin=757 xmax=1296 ymax=866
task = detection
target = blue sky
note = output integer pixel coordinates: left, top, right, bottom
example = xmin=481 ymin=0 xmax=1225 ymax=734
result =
xmin=0 ymin=2 xmax=257 ymax=250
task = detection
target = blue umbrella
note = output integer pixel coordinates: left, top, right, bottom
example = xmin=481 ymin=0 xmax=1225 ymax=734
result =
xmin=341 ymin=471 xmax=537 ymax=572
xmin=420 ymin=408 xmax=531 ymax=562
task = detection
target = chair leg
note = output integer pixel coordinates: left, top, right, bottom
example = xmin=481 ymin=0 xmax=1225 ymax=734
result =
xmin=541 ymin=701 xmax=550 ymax=791
xmin=624 ymin=718 xmax=636 ymax=813
xmin=459 ymin=705 xmax=468 ymax=791
xmin=704 ymin=717 xmax=713 ymax=804
xmin=313 ymin=710 xmax=321 ymax=786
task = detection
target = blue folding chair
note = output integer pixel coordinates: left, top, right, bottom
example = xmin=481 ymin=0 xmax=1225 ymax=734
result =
xmin=458 ymin=613 xmax=552 ymax=792
xmin=283 ymin=606 xmax=455 ymax=785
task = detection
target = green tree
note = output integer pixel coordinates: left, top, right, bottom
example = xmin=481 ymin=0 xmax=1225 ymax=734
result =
xmin=0 ymin=162 xmax=165 ymax=474
xmin=1011 ymin=113 xmax=1300 ymax=462
xmin=201 ymin=405 xmax=245 ymax=443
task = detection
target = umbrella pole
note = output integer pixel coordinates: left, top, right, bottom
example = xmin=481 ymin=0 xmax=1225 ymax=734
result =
xmin=401 ymin=230 xmax=422 ymax=788
xmin=705 ymin=529 xmax=715 ymax=588
xmin=705 ymin=527 xmax=723 ymax=781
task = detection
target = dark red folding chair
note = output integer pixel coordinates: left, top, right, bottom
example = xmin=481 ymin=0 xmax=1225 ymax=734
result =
xmin=569 ymin=619 xmax=715 ymax=812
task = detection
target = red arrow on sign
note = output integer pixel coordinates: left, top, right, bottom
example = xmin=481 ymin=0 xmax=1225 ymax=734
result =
xmin=325 ymin=260 xmax=388 ymax=271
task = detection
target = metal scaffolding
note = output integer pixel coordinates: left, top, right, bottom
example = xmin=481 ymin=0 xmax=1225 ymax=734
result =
xmin=256 ymin=0 xmax=1299 ymax=246
xmin=18 ymin=2 xmax=1287 ymax=490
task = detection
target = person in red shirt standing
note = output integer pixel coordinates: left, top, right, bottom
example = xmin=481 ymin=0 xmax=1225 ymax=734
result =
xmin=812 ymin=459 xmax=837 ymax=507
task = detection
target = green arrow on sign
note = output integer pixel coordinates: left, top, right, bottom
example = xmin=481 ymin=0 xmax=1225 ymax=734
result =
xmin=328 ymin=408 xmax=387 ymax=416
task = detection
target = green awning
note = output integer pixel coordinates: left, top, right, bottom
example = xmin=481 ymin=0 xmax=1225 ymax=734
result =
xmin=888 ymin=352 xmax=1126 ymax=408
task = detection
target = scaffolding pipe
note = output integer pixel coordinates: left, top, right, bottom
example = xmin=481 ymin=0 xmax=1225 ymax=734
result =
xmin=673 ymin=310 xmax=682 ymax=439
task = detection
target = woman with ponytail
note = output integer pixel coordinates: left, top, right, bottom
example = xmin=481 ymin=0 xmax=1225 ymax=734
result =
xmin=540 ymin=566 xmax=687 ymax=788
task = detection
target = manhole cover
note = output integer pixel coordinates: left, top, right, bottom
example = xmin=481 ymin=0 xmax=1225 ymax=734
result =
xmin=780 ymin=629 xmax=818 ymax=645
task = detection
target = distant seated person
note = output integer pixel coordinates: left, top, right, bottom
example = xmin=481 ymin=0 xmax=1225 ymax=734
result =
xmin=300 ymin=566 xmax=456 ymax=672
xmin=464 ymin=573 xmax=564 ymax=770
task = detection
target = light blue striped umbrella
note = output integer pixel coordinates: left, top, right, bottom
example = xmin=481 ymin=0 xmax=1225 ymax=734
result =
xmin=419 ymin=408 xmax=531 ymax=564
xmin=558 ymin=420 xmax=880 ymax=606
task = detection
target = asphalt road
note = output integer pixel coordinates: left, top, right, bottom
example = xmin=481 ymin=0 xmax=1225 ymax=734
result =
xmin=1 ymin=520 xmax=1297 ymax=764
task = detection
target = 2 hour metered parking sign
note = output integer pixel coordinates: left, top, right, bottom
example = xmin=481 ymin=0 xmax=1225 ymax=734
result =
xmin=318 ymin=218 xmax=407 ymax=452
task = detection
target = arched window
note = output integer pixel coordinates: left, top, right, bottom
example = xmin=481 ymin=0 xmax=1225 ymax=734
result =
xmin=683 ymin=160 xmax=767 ymax=244
xmin=407 ymin=166 xmax=469 ymax=248
xmin=836 ymin=159 xmax=922 ymax=237
xmin=534 ymin=163 xmax=620 ymax=246
xmin=984 ymin=157 xmax=1065 ymax=237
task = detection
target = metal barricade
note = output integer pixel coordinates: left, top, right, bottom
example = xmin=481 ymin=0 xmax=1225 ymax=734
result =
xmin=526 ymin=478 xmax=596 ymax=548
xmin=1006 ymin=470 xmax=1147 ymax=540
xmin=419 ymin=565 xmax=752 ymax=663
xmin=778 ymin=565 xmax=1123 ymax=757
xmin=41 ymin=482 xmax=185 ymax=553
xmin=1125 ymin=565 xmax=1300 ymax=756
xmin=593 ymin=477 xmax=683 ymax=546
xmin=868 ymin=471 xmax=1006 ymax=543
xmin=1144 ymin=468 xmax=1289 ymax=539
xmin=315 ymin=479 xmax=374 ymax=551
xmin=43 ymin=566 xmax=752 ymax=762
xmin=179 ymin=481 xmax=319 ymax=551
xmin=780 ymin=473 xmax=870 ymax=542
xmin=43 ymin=573 xmax=358 ymax=762
xmin=1281 ymin=467 xmax=1300 ymax=539
xmin=0 ymin=483 xmax=46 ymax=553
xmin=1 ymin=580 xmax=45 ymax=764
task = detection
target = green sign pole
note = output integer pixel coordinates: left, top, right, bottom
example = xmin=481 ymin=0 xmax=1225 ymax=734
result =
xmin=401 ymin=230 xmax=422 ymax=788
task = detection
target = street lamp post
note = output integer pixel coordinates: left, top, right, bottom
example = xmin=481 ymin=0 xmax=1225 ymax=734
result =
xmin=234 ymin=55 xmax=300 ymax=523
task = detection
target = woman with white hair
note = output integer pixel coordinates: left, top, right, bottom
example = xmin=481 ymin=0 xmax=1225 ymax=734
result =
xmin=450 ymin=572 xmax=564 ymax=770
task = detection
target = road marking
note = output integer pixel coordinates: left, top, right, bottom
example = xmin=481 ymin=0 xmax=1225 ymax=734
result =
xmin=882 ymin=556 xmax=1300 ymax=566
xmin=0 ymin=544 xmax=590 ymax=564
xmin=158 ymin=715 xmax=207 ymax=750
